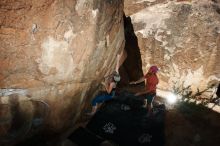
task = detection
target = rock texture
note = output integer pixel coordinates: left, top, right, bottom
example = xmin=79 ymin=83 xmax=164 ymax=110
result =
xmin=124 ymin=0 xmax=220 ymax=95
xmin=124 ymin=0 xmax=167 ymax=16
xmin=0 ymin=0 xmax=124 ymax=143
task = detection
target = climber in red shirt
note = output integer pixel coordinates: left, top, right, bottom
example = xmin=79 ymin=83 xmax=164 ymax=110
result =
xmin=130 ymin=66 xmax=159 ymax=115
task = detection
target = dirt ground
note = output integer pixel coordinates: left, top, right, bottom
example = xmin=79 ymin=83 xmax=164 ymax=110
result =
xmin=13 ymin=85 xmax=220 ymax=146
xmin=165 ymin=102 xmax=220 ymax=146
xmin=120 ymin=85 xmax=220 ymax=146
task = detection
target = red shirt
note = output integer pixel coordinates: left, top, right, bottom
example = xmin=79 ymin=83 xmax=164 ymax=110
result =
xmin=144 ymin=73 xmax=159 ymax=93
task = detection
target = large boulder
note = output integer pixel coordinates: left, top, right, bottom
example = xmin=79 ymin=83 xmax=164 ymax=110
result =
xmin=124 ymin=0 xmax=220 ymax=94
xmin=0 ymin=0 xmax=124 ymax=142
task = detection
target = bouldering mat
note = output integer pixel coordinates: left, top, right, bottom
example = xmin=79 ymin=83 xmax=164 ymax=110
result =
xmin=86 ymin=92 xmax=166 ymax=146
xmin=68 ymin=127 xmax=104 ymax=146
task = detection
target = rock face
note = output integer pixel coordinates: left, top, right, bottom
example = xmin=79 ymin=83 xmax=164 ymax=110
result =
xmin=0 ymin=0 xmax=124 ymax=142
xmin=124 ymin=0 xmax=220 ymax=94
xmin=124 ymin=0 xmax=167 ymax=16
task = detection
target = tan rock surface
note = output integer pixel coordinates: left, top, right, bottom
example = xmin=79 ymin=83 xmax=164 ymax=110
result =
xmin=0 ymin=0 xmax=124 ymax=142
xmin=124 ymin=0 xmax=167 ymax=16
xmin=125 ymin=0 xmax=220 ymax=94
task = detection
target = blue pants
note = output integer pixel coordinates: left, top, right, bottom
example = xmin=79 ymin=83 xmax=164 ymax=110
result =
xmin=145 ymin=93 xmax=156 ymax=105
xmin=92 ymin=93 xmax=112 ymax=106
